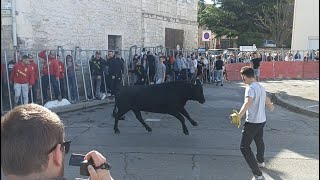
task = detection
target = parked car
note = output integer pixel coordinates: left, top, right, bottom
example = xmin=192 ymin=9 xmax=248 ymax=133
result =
xmin=207 ymin=49 xmax=224 ymax=58
xmin=263 ymin=40 xmax=277 ymax=48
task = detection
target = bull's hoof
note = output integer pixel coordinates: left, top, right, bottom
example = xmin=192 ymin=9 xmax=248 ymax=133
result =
xmin=183 ymin=130 xmax=189 ymax=135
xmin=114 ymin=130 xmax=120 ymax=134
xmin=146 ymin=127 xmax=152 ymax=132
xmin=191 ymin=121 xmax=198 ymax=126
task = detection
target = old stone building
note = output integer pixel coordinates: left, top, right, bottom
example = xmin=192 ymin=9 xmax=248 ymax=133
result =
xmin=1 ymin=0 xmax=198 ymax=50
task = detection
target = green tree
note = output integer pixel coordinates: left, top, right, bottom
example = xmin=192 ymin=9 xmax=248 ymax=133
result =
xmin=198 ymin=0 xmax=293 ymax=47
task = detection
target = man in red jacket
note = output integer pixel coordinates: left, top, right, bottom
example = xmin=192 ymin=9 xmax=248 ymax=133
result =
xmin=38 ymin=50 xmax=61 ymax=102
xmin=9 ymin=55 xmax=35 ymax=106
xmin=27 ymin=54 xmax=39 ymax=103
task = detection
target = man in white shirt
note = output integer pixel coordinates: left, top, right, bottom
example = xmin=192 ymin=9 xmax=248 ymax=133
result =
xmin=189 ymin=54 xmax=198 ymax=80
xmin=235 ymin=66 xmax=274 ymax=180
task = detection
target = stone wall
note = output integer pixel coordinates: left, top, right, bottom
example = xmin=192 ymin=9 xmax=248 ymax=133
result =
xmin=4 ymin=0 xmax=198 ymax=50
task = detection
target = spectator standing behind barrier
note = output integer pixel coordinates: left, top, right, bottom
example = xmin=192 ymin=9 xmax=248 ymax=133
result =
xmin=27 ymin=54 xmax=39 ymax=103
xmin=164 ymin=56 xmax=172 ymax=82
xmin=108 ymin=51 xmax=124 ymax=97
xmin=233 ymin=66 xmax=274 ymax=180
xmin=173 ymin=53 xmax=183 ymax=81
xmin=303 ymin=51 xmax=310 ymax=61
xmin=57 ymin=55 xmax=66 ymax=99
xmin=9 ymin=55 xmax=35 ymax=106
xmin=266 ymin=53 xmax=273 ymax=61
xmin=134 ymin=59 xmax=147 ymax=85
xmin=251 ymin=53 xmax=262 ymax=82
xmin=1 ymin=104 xmax=114 ymax=180
xmin=146 ymin=51 xmax=156 ymax=84
xmin=189 ymin=54 xmax=198 ymax=80
xmin=294 ymin=51 xmax=302 ymax=61
xmin=215 ymin=55 xmax=224 ymax=86
xmin=89 ymin=51 xmax=107 ymax=100
xmin=38 ymin=50 xmax=62 ymax=103
xmin=66 ymin=55 xmax=79 ymax=101
xmin=155 ymin=56 xmax=166 ymax=84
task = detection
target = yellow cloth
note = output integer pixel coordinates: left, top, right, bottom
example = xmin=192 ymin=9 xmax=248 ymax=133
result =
xmin=229 ymin=110 xmax=241 ymax=128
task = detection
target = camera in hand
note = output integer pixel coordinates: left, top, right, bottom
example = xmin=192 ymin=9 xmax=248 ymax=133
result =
xmin=69 ymin=153 xmax=94 ymax=176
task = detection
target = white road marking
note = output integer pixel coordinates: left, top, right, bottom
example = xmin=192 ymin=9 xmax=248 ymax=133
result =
xmin=146 ymin=118 xmax=161 ymax=122
xmin=307 ymin=104 xmax=319 ymax=108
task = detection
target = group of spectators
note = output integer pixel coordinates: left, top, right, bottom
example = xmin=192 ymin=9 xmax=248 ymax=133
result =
xmin=217 ymin=49 xmax=319 ymax=64
xmin=1 ymin=50 xmax=126 ymax=109
xmin=129 ymin=50 xmax=227 ymax=86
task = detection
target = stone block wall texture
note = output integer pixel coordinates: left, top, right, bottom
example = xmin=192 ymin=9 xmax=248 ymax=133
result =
xmin=2 ymin=0 xmax=198 ymax=51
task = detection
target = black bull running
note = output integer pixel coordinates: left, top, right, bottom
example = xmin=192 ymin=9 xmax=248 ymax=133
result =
xmin=112 ymin=77 xmax=206 ymax=135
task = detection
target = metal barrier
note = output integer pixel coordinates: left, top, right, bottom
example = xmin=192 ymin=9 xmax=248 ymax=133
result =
xmin=2 ymin=47 xmax=317 ymax=114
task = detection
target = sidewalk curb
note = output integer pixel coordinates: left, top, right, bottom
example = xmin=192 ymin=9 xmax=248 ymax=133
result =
xmin=270 ymin=93 xmax=319 ymax=118
xmin=49 ymin=98 xmax=115 ymax=114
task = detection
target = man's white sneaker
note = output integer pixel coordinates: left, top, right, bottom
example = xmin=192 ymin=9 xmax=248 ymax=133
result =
xmin=257 ymin=161 xmax=265 ymax=168
xmin=252 ymin=175 xmax=264 ymax=180
xmin=101 ymin=93 xmax=107 ymax=100
xmin=107 ymin=93 xmax=112 ymax=97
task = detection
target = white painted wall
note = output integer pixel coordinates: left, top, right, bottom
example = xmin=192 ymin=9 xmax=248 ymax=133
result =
xmin=291 ymin=0 xmax=319 ymax=50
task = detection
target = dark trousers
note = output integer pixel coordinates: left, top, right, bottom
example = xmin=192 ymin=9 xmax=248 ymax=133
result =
xmin=28 ymin=79 xmax=38 ymax=103
xmin=110 ymin=76 xmax=121 ymax=95
xmin=41 ymin=75 xmax=60 ymax=101
xmin=59 ymin=78 xmax=66 ymax=99
xmin=67 ymin=75 xmax=78 ymax=100
xmin=240 ymin=121 xmax=266 ymax=176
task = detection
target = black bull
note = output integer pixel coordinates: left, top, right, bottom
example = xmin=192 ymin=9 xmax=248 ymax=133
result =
xmin=112 ymin=78 xmax=206 ymax=135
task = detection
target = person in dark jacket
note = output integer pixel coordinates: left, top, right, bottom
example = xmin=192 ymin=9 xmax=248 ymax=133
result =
xmin=146 ymin=51 xmax=156 ymax=84
xmin=134 ymin=59 xmax=146 ymax=85
xmin=108 ymin=51 xmax=124 ymax=96
xmin=89 ymin=51 xmax=107 ymax=99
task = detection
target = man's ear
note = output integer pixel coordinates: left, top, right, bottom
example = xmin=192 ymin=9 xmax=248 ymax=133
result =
xmin=51 ymin=144 xmax=64 ymax=166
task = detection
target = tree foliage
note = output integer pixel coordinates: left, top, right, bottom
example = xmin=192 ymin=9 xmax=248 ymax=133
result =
xmin=198 ymin=0 xmax=294 ymax=47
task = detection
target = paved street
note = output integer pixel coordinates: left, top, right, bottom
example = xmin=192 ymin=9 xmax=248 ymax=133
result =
xmin=56 ymin=82 xmax=318 ymax=180
xmin=1 ymin=81 xmax=318 ymax=180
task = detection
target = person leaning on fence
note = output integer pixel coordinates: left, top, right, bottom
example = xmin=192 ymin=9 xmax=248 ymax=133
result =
xmin=89 ymin=51 xmax=107 ymax=100
xmin=66 ymin=55 xmax=79 ymax=101
xmin=27 ymin=54 xmax=39 ymax=103
xmin=9 ymin=55 xmax=35 ymax=106
xmin=1 ymin=103 xmax=114 ymax=180
xmin=38 ymin=50 xmax=62 ymax=103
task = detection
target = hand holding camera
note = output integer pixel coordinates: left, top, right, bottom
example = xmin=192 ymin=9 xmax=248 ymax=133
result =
xmin=69 ymin=150 xmax=113 ymax=180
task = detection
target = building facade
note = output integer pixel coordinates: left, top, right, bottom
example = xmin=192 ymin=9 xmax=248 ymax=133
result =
xmin=291 ymin=0 xmax=319 ymax=50
xmin=1 ymin=0 xmax=198 ymax=50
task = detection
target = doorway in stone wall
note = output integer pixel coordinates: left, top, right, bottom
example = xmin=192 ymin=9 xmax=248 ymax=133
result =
xmin=165 ymin=28 xmax=184 ymax=50
xmin=108 ymin=35 xmax=122 ymax=50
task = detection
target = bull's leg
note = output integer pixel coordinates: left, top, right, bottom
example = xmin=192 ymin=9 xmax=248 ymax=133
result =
xmin=133 ymin=110 xmax=152 ymax=132
xmin=113 ymin=110 xmax=128 ymax=134
xmin=179 ymin=108 xmax=198 ymax=126
xmin=169 ymin=111 xmax=189 ymax=135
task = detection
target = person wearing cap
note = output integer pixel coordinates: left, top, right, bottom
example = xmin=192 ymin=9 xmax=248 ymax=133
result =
xmin=89 ymin=51 xmax=107 ymax=99
xmin=38 ymin=50 xmax=61 ymax=103
xmin=27 ymin=54 xmax=39 ymax=103
xmin=9 ymin=55 xmax=35 ymax=106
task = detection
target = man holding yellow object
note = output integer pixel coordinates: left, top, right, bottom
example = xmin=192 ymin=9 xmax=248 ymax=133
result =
xmin=232 ymin=66 xmax=274 ymax=180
